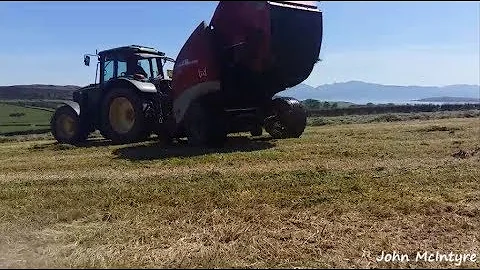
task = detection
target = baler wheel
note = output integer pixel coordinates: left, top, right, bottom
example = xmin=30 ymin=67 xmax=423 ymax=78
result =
xmin=184 ymin=100 xmax=227 ymax=148
xmin=264 ymin=97 xmax=307 ymax=139
xmin=250 ymin=124 xmax=263 ymax=137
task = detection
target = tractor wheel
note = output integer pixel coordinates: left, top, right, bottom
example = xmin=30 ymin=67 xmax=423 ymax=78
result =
xmin=51 ymin=105 xmax=89 ymax=145
xmin=100 ymin=88 xmax=150 ymax=144
xmin=184 ymin=100 xmax=227 ymax=147
xmin=264 ymin=97 xmax=307 ymax=139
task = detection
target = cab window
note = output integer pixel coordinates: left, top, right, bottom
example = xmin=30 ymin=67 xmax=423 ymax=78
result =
xmin=117 ymin=60 xmax=127 ymax=77
xmin=151 ymin=58 xmax=160 ymax=78
xmin=137 ymin=59 xmax=152 ymax=78
xmin=103 ymin=60 xmax=114 ymax=82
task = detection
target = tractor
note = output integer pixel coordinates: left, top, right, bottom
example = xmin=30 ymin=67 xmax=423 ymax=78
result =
xmin=51 ymin=45 xmax=176 ymax=144
xmin=51 ymin=1 xmax=323 ymax=147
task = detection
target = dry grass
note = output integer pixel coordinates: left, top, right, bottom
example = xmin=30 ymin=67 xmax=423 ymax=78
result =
xmin=0 ymin=117 xmax=479 ymax=268
xmin=308 ymin=109 xmax=480 ymax=126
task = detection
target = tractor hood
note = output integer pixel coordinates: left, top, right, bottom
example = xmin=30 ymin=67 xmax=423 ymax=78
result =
xmin=116 ymin=77 xmax=157 ymax=93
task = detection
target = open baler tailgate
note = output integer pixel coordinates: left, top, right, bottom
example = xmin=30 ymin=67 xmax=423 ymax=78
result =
xmin=268 ymin=1 xmax=320 ymax=10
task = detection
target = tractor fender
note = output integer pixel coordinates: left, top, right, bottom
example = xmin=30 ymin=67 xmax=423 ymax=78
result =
xmin=106 ymin=78 xmax=157 ymax=93
xmin=56 ymin=100 xmax=94 ymax=131
xmin=60 ymin=100 xmax=81 ymax=116
xmin=52 ymin=99 xmax=95 ymax=134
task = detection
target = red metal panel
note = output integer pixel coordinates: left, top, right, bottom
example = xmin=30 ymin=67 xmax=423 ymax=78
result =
xmin=210 ymin=1 xmax=272 ymax=73
xmin=171 ymin=21 xmax=220 ymax=100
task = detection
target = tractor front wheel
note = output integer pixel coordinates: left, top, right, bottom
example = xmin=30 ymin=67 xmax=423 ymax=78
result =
xmin=51 ymin=105 xmax=89 ymax=145
xmin=100 ymin=88 xmax=150 ymax=144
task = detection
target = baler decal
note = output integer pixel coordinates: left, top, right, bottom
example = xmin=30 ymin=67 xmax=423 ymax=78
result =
xmin=176 ymin=59 xmax=199 ymax=69
xmin=198 ymin=68 xmax=207 ymax=79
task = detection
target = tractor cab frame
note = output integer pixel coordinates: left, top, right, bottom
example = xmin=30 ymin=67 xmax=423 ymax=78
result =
xmin=83 ymin=45 xmax=175 ymax=85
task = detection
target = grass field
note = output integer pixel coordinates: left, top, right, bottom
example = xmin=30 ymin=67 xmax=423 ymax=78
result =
xmin=0 ymin=117 xmax=479 ymax=268
xmin=307 ymin=109 xmax=480 ymax=126
xmin=0 ymin=103 xmax=52 ymax=135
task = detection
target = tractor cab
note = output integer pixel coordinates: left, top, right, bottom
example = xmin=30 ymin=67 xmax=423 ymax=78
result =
xmin=52 ymin=45 xmax=177 ymax=145
xmin=83 ymin=45 xmax=175 ymax=85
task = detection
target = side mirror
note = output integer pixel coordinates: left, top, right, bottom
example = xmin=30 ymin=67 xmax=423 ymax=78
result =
xmin=84 ymin=55 xmax=90 ymax=66
xmin=167 ymin=69 xmax=173 ymax=78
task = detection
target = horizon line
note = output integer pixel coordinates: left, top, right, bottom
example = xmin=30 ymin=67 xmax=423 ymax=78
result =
xmin=2 ymin=80 xmax=479 ymax=88
xmin=296 ymin=80 xmax=480 ymax=88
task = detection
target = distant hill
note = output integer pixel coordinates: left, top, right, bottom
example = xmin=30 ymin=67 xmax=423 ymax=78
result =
xmin=280 ymin=81 xmax=480 ymax=104
xmin=414 ymin=96 xmax=480 ymax=103
xmin=1 ymin=81 xmax=479 ymax=105
xmin=0 ymin=85 xmax=80 ymax=100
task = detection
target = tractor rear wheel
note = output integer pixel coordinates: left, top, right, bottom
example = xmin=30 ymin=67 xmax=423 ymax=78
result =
xmin=51 ymin=105 xmax=89 ymax=145
xmin=184 ymin=100 xmax=227 ymax=147
xmin=264 ymin=97 xmax=307 ymax=139
xmin=100 ymin=88 xmax=150 ymax=144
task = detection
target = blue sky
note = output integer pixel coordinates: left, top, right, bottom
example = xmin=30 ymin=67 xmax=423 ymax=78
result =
xmin=0 ymin=1 xmax=478 ymax=87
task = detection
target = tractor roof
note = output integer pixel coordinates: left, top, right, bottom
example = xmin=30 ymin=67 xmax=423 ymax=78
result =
xmin=98 ymin=45 xmax=165 ymax=57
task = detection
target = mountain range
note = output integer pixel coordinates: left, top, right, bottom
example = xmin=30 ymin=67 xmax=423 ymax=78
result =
xmin=280 ymin=81 xmax=480 ymax=104
xmin=0 ymin=81 xmax=479 ymax=104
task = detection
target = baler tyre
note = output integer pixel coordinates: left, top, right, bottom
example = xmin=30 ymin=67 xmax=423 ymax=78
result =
xmin=264 ymin=115 xmax=287 ymax=139
xmin=250 ymin=124 xmax=263 ymax=137
xmin=184 ymin=100 xmax=227 ymax=148
xmin=51 ymin=105 xmax=89 ymax=145
xmin=265 ymin=97 xmax=307 ymax=139
xmin=284 ymin=100 xmax=307 ymax=138
xmin=100 ymin=88 xmax=150 ymax=144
